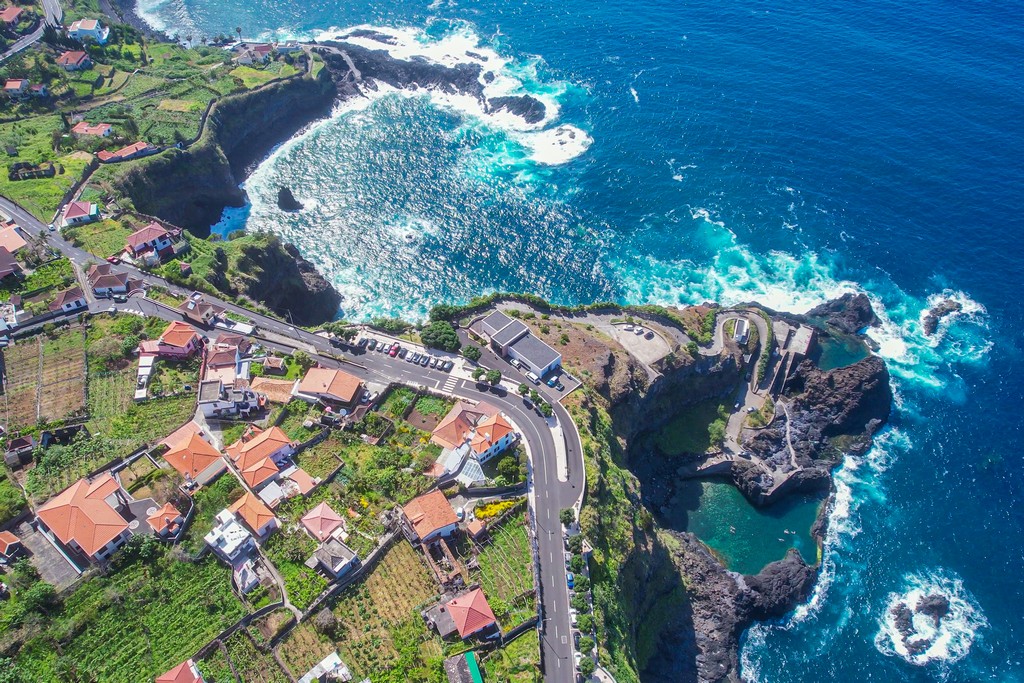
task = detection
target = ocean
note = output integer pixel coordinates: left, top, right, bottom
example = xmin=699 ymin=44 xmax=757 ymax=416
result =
xmin=137 ymin=0 xmax=1024 ymax=679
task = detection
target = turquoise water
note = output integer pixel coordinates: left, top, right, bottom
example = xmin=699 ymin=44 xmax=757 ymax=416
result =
xmin=684 ymin=480 xmax=823 ymax=576
xmin=137 ymin=0 xmax=1023 ymax=679
xmin=814 ymin=335 xmax=870 ymax=371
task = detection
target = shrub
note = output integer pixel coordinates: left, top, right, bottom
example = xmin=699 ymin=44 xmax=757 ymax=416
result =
xmin=518 ymin=383 xmax=529 ymax=395
xmin=579 ymin=658 xmax=596 ymax=677
xmin=462 ymin=345 xmax=482 ymax=361
xmin=578 ymin=635 xmax=595 ymax=653
xmin=560 ymin=508 xmax=576 ymax=526
xmin=576 ymin=613 xmax=594 ymax=633
xmin=485 ymin=369 xmax=501 ymax=385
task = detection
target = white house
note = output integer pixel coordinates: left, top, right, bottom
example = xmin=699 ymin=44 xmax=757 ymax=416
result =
xmin=60 ymin=200 xmax=99 ymax=227
xmin=86 ymin=264 xmax=131 ymax=297
xmin=733 ymin=318 xmax=750 ymax=345
xmin=48 ymin=286 xmax=87 ymax=314
xmin=402 ymin=490 xmax=459 ymax=545
xmin=197 ymin=379 xmax=262 ymax=419
xmin=67 ymin=19 xmax=110 ymax=44
xmin=204 ymin=509 xmax=255 ymax=563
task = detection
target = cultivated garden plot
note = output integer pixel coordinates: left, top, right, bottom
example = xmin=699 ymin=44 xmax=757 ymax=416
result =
xmin=280 ymin=541 xmax=443 ymax=679
xmin=468 ymin=510 xmax=536 ymax=630
xmin=1 ymin=328 xmax=87 ymax=429
xmin=221 ymin=630 xmax=289 ymax=683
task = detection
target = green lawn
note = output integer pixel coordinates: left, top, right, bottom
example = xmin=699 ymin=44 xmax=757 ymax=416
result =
xmin=653 ymin=398 xmax=731 ymax=456
xmin=228 ymin=63 xmax=298 ymax=89
xmin=482 ymin=629 xmax=542 ymax=682
xmin=87 ymin=393 xmax=197 ymax=456
xmin=180 ymin=474 xmax=244 ymax=554
xmin=63 ymin=217 xmax=131 ymax=258
xmin=295 ymin=436 xmax=344 ymax=479
xmin=0 ymin=258 xmax=75 ymax=302
xmin=14 ymin=551 xmax=247 ymax=682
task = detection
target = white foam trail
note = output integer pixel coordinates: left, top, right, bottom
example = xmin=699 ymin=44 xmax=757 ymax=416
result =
xmin=874 ymin=569 xmax=987 ymax=667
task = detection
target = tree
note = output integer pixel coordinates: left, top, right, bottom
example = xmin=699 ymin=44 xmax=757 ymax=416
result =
xmin=686 ymin=340 xmax=699 ymax=356
xmin=485 ymin=369 xmax=501 ymax=385
xmin=529 ymin=389 xmax=541 ymax=403
xmin=462 ymin=344 xmax=482 ymax=362
xmin=517 ymin=383 xmax=529 ymax=395
xmin=235 ymin=26 xmax=242 ymax=43
xmin=419 ymin=320 xmax=461 ymax=352
xmin=570 ymin=593 xmax=590 ymax=613
xmin=560 ymin=508 xmax=575 ymax=526
xmin=566 ymin=534 xmax=583 ymax=554
xmin=570 ymin=554 xmax=585 ymax=573
xmin=540 ymin=402 xmax=553 ymax=418
xmin=707 ymin=418 xmax=726 ymax=447
xmin=472 ymin=367 xmax=486 ymax=381
xmin=579 ymin=657 xmax=596 ymax=677
xmin=574 ymin=575 xmax=591 ymax=593
xmin=497 ymin=455 xmax=520 ymax=481
xmin=292 ymin=350 xmax=314 ymax=371
xmin=578 ymin=635 xmax=595 ymax=653
xmin=576 ymin=613 xmax=594 ymax=633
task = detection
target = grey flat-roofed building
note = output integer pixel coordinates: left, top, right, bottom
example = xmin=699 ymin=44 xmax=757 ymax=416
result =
xmin=480 ymin=310 xmax=512 ymax=337
xmin=490 ymin=319 xmax=529 ymax=349
xmin=507 ymin=332 xmax=561 ymax=376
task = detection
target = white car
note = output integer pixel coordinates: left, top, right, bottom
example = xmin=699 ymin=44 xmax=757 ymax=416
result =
xmin=623 ymin=324 xmax=634 ymax=331
xmin=574 ymin=652 xmax=582 ymax=670
xmin=634 ymin=326 xmax=644 ymax=335
xmin=570 ymin=608 xmax=578 ymax=626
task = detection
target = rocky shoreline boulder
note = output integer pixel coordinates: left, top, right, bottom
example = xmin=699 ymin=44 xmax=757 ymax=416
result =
xmin=807 ymin=292 xmax=879 ymax=334
xmin=277 ymin=186 xmax=303 ymax=212
xmin=922 ymin=299 xmax=962 ymax=336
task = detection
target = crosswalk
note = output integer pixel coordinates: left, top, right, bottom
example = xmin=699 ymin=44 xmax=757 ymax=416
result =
xmin=441 ymin=375 xmax=459 ymax=394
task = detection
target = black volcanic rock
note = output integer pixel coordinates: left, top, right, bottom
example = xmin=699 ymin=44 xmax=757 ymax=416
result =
xmin=488 ymin=95 xmax=546 ymax=124
xmin=277 ymin=186 xmax=303 ymax=212
xmin=918 ymin=593 xmax=951 ymax=627
xmin=808 ymin=292 xmax=879 ymax=334
xmin=922 ymin=299 xmax=962 ymax=336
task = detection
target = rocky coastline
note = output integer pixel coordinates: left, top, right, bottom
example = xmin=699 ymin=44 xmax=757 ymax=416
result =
xmin=588 ymin=295 xmax=893 ymax=682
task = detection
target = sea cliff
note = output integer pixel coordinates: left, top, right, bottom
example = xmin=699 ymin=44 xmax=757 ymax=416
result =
xmin=560 ymin=295 xmax=892 ymax=683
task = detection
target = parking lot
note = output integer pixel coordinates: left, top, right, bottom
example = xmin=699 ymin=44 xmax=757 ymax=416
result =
xmin=595 ymin=321 xmax=672 ymax=368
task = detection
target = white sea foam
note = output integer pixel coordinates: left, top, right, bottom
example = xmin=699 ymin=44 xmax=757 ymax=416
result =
xmin=309 ymin=22 xmax=591 ymax=165
xmin=875 ymin=569 xmax=987 ymax=667
xmin=630 ymin=86 xmax=639 ymax=103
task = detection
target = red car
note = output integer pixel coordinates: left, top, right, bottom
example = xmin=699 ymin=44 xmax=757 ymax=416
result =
xmin=105 ymin=256 xmax=120 ymax=264
xmin=389 ymin=343 xmax=400 ymax=357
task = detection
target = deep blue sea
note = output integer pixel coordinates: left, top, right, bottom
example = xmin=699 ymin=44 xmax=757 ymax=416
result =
xmin=139 ymin=0 xmax=1023 ymax=679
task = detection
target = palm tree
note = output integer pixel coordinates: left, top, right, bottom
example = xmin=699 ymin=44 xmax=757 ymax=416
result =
xmin=185 ymin=34 xmax=193 ymax=48
xmin=235 ymin=26 xmax=242 ymax=44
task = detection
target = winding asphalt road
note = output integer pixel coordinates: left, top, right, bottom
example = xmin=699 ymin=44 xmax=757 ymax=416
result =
xmin=1 ymin=194 xmax=586 ymax=682
xmin=0 ymin=0 xmax=63 ymax=64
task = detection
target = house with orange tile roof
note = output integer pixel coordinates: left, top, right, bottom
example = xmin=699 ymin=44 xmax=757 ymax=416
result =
xmin=229 ymin=491 xmax=278 ymax=538
xmin=156 ymin=658 xmax=205 ymax=683
xmin=0 ymin=530 xmax=23 ymax=562
xmin=3 ymin=78 xmax=28 ymax=99
xmin=70 ymin=121 xmax=111 ymax=137
xmin=35 ymin=473 xmax=134 ymax=562
xmin=47 ymin=285 xmax=86 ymax=313
xmin=97 ymin=140 xmax=156 ymax=163
xmin=147 ymin=502 xmax=183 ymax=538
xmin=301 ymin=502 xmax=345 ymax=542
xmin=0 ymin=6 xmax=23 ymax=26
xmin=86 ymin=263 xmax=135 ymax=297
xmin=402 ymin=490 xmax=458 ymax=545
xmin=59 ymin=200 xmax=99 ymax=227
xmin=294 ymin=366 xmax=363 ymax=406
xmin=161 ymin=425 xmax=226 ymax=486
xmin=430 ymin=402 xmax=498 ymax=450
xmin=57 ymin=50 xmax=92 ymax=71
xmin=226 ymin=425 xmax=295 ymax=471
xmin=125 ymin=221 xmax=174 ymax=265
xmin=468 ymin=412 xmax=516 ymax=463
xmin=239 ymin=455 xmax=280 ymax=490
xmin=446 ymin=588 xmax=498 ymax=640
xmin=139 ymin=320 xmax=201 ymax=359
xmin=0 ymin=225 xmax=28 ymax=254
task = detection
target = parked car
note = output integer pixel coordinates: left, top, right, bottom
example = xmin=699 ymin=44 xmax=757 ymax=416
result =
xmin=573 ymin=630 xmax=581 ymax=648
xmin=389 ymin=344 xmax=399 ymax=357
xmin=112 ymin=293 xmax=128 ymax=303
xmin=509 ymin=358 xmax=523 ymax=369
xmin=623 ymin=324 xmax=634 ymax=331
xmin=556 ymin=382 xmax=565 ymax=391
xmin=412 ymin=352 xmax=422 ymax=363
xmin=357 ymin=337 xmax=368 ymax=348
xmin=430 ymin=357 xmax=439 ymax=369
xmin=564 ymin=551 xmax=572 ymax=568
xmin=419 ymin=355 xmax=430 ymax=367
xmin=367 ymin=339 xmax=378 ymax=351
xmin=634 ymin=326 xmax=644 ymax=335
xmin=567 ymin=572 xmax=575 ymax=589
xmin=526 ymin=371 xmax=540 ymax=385
xmin=645 ymin=331 xmax=655 ymax=339
xmin=570 ymin=609 xmax=578 ymax=627
xmin=574 ymin=652 xmax=582 ymax=670
xmin=455 ymin=507 xmax=465 ymax=521
xmin=360 ymin=390 xmax=370 ymax=404
xmin=399 ymin=348 xmax=408 ymax=359
xmin=546 ymin=376 xmax=559 ymax=388
xmin=442 ymin=360 xmax=454 ymax=372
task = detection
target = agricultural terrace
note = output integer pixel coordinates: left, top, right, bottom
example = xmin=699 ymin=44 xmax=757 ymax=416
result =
xmin=61 ymin=216 xmax=132 ymax=258
xmin=279 ymin=540 xmax=443 ymax=682
xmin=12 ymin=547 xmax=247 ymax=682
xmin=262 ymin=521 xmax=327 ymax=612
xmin=217 ymin=630 xmax=289 ymax=683
xmin=464 ymin=509 xmax=536 ymax=630
xmin=1 ymin=325 xmax=86 ymax=431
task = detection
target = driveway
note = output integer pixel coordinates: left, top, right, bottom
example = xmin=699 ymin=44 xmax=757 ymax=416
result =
xmin=16 ymin=521 xmax=82 ymax=590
